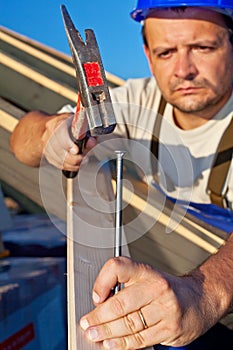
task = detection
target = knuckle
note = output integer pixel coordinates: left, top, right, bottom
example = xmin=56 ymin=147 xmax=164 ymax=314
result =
xmin=110 ymin=295 xmax=126 ymax=317
xmin=125 ymin=313 xmax=138 ymax=333
xmin=119 ymin=337 xmax=128 ymax=350
xmin=104 ymin=332 xmax=147 ymax=350
xmin=168 ymin=314 xmax=182 ymax=335
xmin=102 ymin=323 xmax=113 ymax=339
xmin=105 ymin=257 xmax=125 ymax=276
xmin=151 ymin=275 xmax=173 ymax=297
xmin=134 ymin=331 xmax=146 ymax=347
xmin=171 ymin=298 xmax=181 ymax=316
xmin=158 ymin=277 xmax=170 ymax=291
xmin=107 ymin=257 xmax=121 ymax=268
xmin=107 ymin=256 xmax=131 ymax=270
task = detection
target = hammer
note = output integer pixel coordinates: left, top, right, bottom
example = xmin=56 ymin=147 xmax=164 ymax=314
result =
xmin=61 ymin=4 xmax=116 ymax=178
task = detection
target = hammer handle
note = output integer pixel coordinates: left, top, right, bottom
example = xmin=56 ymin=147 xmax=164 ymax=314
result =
xmin=62 ymin=137 xmax=86 ymax=179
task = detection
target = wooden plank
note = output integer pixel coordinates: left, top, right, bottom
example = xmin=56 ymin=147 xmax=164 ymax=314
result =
xmin=122 ymin=176 xmax=227 ymax=275
xmin=0 ymin=109 xmax=19 ymax=133
xmin=0 ymin=30 xmax=76 ymax=76
xmin=71 ymin=159 xmax=117 ymax=350
xmin=0 ymin=26 xmax=75 ymax=65
xmin=0 ymin=27 xmax=76 ymax=113
xmin=0 ymin=101 xmax=67 ymax=219
xmin=0 ymin=52 xmax=77 ymax=101
xmin=0 ymin=65 xmax=74 ymax=113
xmin=0 ymin=33 xmax=77 ymax=92
xmin=0 ymin=128 xmax=44 ymax=212
xmin=66 ymin=157 xmax=145 ymax=349
xmin=0 ymin=97 xmax=24 ymax=121
xmin=0 ymin=180 xmax=46 ymax=214
xmin=122 ymin=182 xmax=224 ymax=252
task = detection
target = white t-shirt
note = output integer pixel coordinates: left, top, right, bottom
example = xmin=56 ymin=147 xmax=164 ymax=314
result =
xmin=60 ymin=77 xmax=233 ymax=208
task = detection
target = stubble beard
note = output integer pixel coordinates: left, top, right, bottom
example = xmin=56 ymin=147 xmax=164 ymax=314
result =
xmin=171 ymin=96 xmax=216 ymax=114
xmin=167 ymin=79 xmax=229 ymax=115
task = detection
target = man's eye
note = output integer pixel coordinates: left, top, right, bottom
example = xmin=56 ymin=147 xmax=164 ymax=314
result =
xmin=158 ymin=50 xmax=172 ymax=58
xmin=194 ymin=46 xmax=214 ymax=52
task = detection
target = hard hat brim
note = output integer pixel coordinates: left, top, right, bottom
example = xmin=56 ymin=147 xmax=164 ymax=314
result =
xmin=130 ymin=1 xmax=233 ymax=22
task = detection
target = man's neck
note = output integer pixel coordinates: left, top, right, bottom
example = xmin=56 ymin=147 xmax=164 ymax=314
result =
xmin=173 ymin=110 xmax=212 ymax=130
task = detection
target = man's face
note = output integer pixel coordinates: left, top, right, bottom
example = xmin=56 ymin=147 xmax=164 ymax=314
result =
xmin=144 ymin=8 xmax=233 ymax=118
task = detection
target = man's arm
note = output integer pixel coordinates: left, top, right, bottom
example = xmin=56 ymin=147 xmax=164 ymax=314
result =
xmin=10 ymin=110 xmax=63 ymax=166
xmin=10 ymin=110 xmax=96 ymax=169
xmin=79 ymin=233 xmax=233 ymax=349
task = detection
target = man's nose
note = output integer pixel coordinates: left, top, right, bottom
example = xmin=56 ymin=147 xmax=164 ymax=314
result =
xmin=174 ymin=51 xmax=198 ymax=80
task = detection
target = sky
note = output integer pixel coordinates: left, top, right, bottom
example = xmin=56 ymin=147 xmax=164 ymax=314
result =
xmin=0 ymin=0 xmax=152 ymax=81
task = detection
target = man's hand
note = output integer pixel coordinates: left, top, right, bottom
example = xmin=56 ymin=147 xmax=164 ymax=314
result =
xmin=10 ymin=110 xmax=97 ymax=169
xmin=79 ymin=256 xmax=224 ymax=349
xmin=41 ymin=113 xmax=97 ymax=171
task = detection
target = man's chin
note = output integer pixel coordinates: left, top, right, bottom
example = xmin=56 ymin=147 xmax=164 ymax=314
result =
xmin=169 ymin=96 xmax=210 ymax=114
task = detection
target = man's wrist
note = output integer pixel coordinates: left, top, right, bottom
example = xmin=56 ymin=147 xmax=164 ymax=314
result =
xmin=188 ymin=234 xmax=233 ymax=323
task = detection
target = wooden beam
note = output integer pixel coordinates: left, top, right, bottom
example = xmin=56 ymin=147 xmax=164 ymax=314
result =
xmin=0 ymin=52 xmax=77 ymax=101
xmin=121 ymin=183 xmax=224 ymax=253
xmin=122 ymin=176 xmax=227 ymax=275
xmin=0 ymin=65 xmax=74 ymax=113
xmin=66 ymin=158 xmax=136 ymax=349
xmin=0 ymin=30 xmax=76 ymax=76
xmin=0 ymin=110 xmax=19 ymax=133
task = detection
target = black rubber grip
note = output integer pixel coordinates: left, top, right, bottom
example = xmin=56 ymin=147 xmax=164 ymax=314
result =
xmin=62 ymin=137 xmax=86 ymax=179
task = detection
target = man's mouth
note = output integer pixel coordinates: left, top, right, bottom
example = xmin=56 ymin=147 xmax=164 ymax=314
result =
xmin=175 ymin=86 xmax=201 ymax=94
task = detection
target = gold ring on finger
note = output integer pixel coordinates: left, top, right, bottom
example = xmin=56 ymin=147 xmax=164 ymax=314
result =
xmin=138 ymin=309 xmax=148 ymax=329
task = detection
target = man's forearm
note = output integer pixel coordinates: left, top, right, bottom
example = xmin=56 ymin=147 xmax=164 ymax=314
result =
xmin=10 ymin=110 xmax=51 ymax=166
xmin=10 ymin=111 xmax=67 ymax=167
xmin=191 ymin=232 xmax=233 ymax=319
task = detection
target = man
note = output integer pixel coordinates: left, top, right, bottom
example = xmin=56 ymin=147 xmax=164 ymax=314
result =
xmin=10 ymin=1 xmax=233 ymax=349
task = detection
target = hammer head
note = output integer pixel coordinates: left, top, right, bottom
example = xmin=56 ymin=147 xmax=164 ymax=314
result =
xmin=61 ymin=5 xmax=116 ymax=138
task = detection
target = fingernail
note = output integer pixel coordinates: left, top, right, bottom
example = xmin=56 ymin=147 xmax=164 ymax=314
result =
xmin=69 ymin=147 xmax=77 ymax=155
xmin=80 ymin=318 xmax=89 ymax=330
xmin=92 ymin=291 xmax=100 ymax=304
xmin=87 ymin=328 xmax=99 ymax=341
xmin=103 ymin=339 xmax=116 ymax=349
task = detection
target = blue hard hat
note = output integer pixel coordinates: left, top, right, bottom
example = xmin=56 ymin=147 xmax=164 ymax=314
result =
xmin=130 ymin=0 xmax=233 ymax=22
